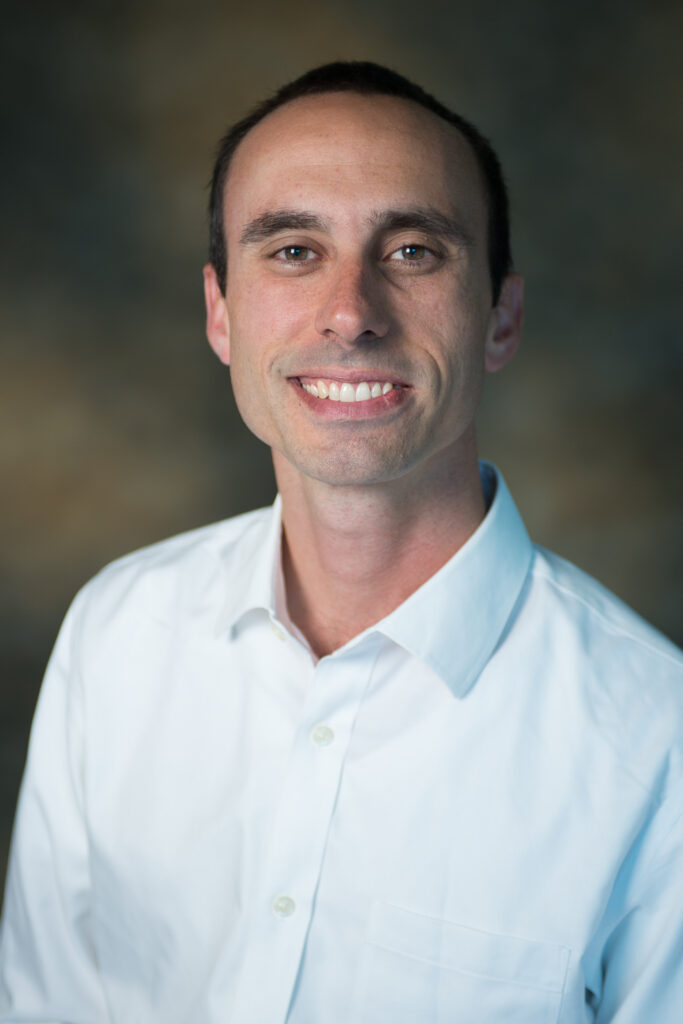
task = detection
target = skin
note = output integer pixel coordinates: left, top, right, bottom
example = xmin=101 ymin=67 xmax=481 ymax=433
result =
xmin=204 ymin=92 xmax=523 ymax=656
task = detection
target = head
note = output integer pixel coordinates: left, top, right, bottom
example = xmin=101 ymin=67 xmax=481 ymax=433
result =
xmin=208 ymin=61 xmax=512 ymax=305
xmin=203 ymin=65 xmax=523 ymax=493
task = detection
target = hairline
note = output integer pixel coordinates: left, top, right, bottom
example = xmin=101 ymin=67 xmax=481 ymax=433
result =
xmin=229 ymin=93 xmax=485 ymax=236
xmin=208 ymin=69 xmax=511 ymax=301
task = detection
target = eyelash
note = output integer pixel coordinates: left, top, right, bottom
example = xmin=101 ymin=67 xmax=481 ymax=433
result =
xmin=270 ymin=242 xmax=440 ymax=267
xmin=272 ymin=245 xmax=317 ymax=263
xmin=387 ymin=244 xmax=437 ymax=264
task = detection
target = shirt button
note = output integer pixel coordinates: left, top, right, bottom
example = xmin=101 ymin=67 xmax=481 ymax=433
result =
xmin=310 ymin=724 xmax=335 ymax=747
xmin=270 ymin=622 xmax=287 ymax=642
xmin=272 ymin=895 xmax=296 ymax=918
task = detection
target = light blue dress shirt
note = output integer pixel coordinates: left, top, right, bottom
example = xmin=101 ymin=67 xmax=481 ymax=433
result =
xmin=1 ymin=464 xmax=682 ymax=1022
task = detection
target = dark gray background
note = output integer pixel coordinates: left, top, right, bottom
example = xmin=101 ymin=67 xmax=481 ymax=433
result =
xmin=2 ymin=0 xmax=682 ymax=888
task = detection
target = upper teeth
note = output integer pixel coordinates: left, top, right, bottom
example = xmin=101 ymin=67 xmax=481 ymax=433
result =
xmin=303 ymin=380 xmax=394 ymax=401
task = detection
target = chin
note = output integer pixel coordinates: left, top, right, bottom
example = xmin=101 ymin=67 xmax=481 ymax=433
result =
xmin=286 ymin=443 xmax=425 ymax=489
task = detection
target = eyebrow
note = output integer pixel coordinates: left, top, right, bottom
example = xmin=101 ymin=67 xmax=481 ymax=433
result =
xmin=369 ymin=207 xmax=474 ymax=248
xmin=238 ymin=205 xmax=473 ymax=248
xmin=239 ymin=210 xmax=330 ymax=245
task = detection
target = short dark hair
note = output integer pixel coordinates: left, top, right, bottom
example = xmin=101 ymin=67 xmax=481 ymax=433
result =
xmin=208 ymin=61 xmax=512 ymax=302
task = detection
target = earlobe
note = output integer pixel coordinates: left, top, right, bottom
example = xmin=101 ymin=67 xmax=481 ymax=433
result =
xmin=484 ymin=273 xmax=524 ymax=373
xmin=203 ymin=263 xmax=231 ymax=365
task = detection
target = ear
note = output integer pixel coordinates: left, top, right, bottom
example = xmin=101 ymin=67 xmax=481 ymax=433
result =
xmin=484 ymin=273 xmax=524 ymax=373
xmin=203 ymin=263 xmax=231 ymax=365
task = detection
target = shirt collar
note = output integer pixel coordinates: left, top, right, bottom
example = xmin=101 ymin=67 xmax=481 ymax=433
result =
xmin=377 ymin=463 xmax=532 ymax=697
xmin=213 ymin=494 xmax=283 ymax=637
xmin=214 ymin=463 xmax=533 ymax=698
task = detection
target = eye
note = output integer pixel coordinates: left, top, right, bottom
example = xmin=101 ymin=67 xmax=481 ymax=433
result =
xmin=386 ymin=243 xmax=439 ymax=266
xmin=392 ymin=244 xmax=427 ymax=260
xmin=273 ymin=245 xmax=317 ymax=262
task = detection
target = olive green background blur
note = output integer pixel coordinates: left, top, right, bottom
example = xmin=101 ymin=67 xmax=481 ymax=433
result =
xmin=1 ymin=0 xmax=682 ymax=888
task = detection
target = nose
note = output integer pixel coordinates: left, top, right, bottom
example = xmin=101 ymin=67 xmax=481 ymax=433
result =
xmin=314 ymin=258 xmax=390 ymax=347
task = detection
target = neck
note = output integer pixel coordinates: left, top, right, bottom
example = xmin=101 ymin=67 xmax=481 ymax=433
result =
xmin=274 ymin=439 xmax=486 ymax=658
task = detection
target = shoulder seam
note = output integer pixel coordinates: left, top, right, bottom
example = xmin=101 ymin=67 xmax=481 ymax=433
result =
xmin=531 ymin=557 xmax=682 ymax=669
xmin=88 ymin=507 xmax=274 ymax=582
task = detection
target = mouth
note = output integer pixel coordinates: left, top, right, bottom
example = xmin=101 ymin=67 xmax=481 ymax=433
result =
xmin=289 ymin=373 xmax=411 ymax=421
xmin=294 ymin=375 xmax=406 ymax=403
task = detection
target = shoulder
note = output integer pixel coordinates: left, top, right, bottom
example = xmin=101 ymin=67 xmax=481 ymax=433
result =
xmin=70 ymin=505 xmax=274 ymax=637
xmin=529 ymin=545 xmax=681 ymax=669
xmin=523 ymin=545 xmax=683 ymax=799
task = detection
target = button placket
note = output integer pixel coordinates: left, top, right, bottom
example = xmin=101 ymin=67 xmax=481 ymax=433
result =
xmin=228 ymin=640 xmax=381 ymax=1024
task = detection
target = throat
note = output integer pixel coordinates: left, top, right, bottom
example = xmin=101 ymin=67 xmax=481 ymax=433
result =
xmin=280 ymin=504 xmax=482 ymax=658
xmin=281 ymin=539 xmax=405 ymax=657
xmin=275 ymin=445 xmax=487 ymax=657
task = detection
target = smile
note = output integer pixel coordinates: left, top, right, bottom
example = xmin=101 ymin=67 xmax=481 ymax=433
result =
xmin=299 ymin=378 xmax=396 ymax=402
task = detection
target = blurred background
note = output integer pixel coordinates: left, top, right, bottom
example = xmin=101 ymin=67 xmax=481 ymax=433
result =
xmin=1 ymin=0 xmax=681 ymax=889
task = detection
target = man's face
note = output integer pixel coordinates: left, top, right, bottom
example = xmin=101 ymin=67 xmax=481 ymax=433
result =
xmin=205 ymin=92 xmax=520 ymax=489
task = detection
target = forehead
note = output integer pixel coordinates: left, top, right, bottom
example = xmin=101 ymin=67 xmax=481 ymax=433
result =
xmin=223 ymin=92 xmax=487 ymax=236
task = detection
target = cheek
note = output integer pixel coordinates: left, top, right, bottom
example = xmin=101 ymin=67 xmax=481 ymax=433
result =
xmin=225 ymin=287 xmax=276 ymax=386
xmin=227 ymin=349 xmax=276 ymax=448
xmin=419 ymin=289 xmax=487 ymax=372
xmin=229 ymin=272 xmax=312 ymax=333
xmin=414 ymin=289 xmax=488 ymax=420
xmin=225 ymin=309 xmax=296 ymax=451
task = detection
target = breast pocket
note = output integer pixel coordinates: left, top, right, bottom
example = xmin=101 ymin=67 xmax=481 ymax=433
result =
xmin=352 ymin=902 xmax=570 ymax=1024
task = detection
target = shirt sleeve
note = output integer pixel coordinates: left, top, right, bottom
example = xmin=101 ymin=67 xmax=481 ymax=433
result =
xmin=0 ymin=588 xmax=110 ymax=1022
xmin=592 ymin=791 xmax=683 ymax=1023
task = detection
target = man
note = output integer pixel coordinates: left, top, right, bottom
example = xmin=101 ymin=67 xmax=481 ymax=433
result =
xmin=1 ymin=61 xmax=681 ymax=1023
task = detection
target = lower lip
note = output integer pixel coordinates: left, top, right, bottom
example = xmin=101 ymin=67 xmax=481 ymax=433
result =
xmin=291 ymin=380 xmax=410 ymax=420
